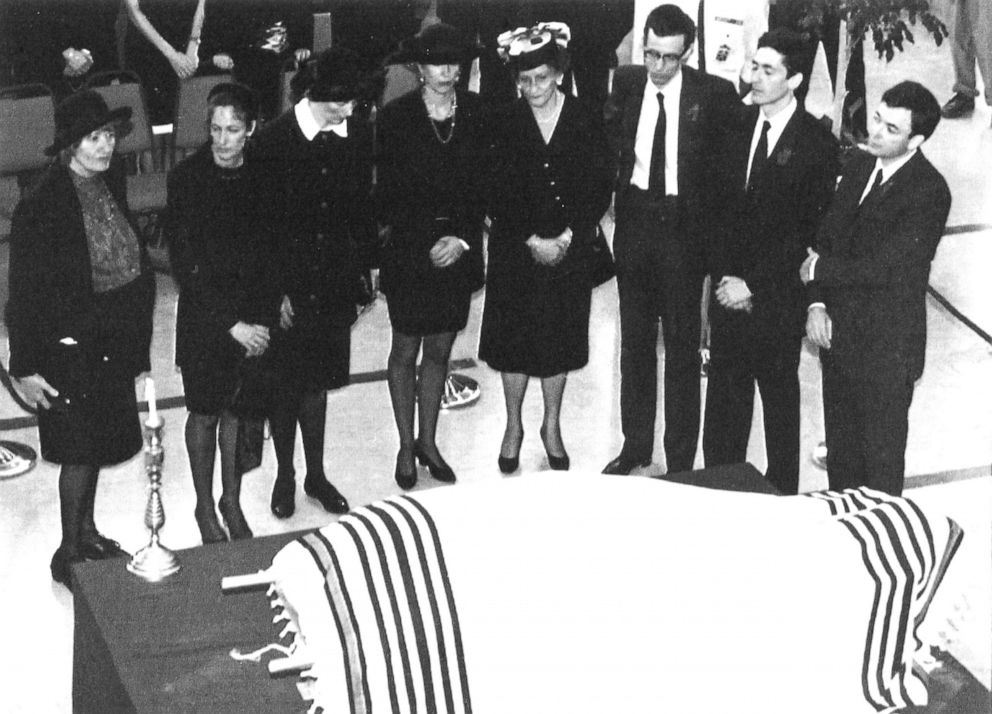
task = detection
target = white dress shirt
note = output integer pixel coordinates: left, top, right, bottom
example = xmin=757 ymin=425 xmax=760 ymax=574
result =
xmin=745 ymin=97 xmax=797 ymax=183
xmin=630 ymin=68 xmax=682 ymax=194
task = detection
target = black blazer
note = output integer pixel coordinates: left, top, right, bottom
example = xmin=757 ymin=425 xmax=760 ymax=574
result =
xmin=6 ymin=159 xmax=155 ymax=379
xmin=604 ymin=64 xmax=739 ymax=229
xmin=711 ymin=105 xmax=839 ymax=342
xmin=809 ymin=149 xmax=951 ymax=381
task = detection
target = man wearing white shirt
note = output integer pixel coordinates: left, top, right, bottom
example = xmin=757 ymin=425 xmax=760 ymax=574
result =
xmin=704 ymin=29 xmax=838 ymax=494
xmin=799 ymin=81 xmax=951 ymax=496
xmin=603 ymin=4 xmax=739 ymax=475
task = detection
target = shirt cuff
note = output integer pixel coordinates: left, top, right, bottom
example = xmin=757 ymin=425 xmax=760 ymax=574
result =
xmin=457 ymin=239 xmax=470 ymax=251
xmin=807 ymin=302 xmax=826 ymax=311
xmin=808 ymin=254 xmax=819 ymax=281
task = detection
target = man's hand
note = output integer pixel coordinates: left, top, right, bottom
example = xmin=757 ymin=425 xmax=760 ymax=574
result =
xmin=716 ymin=276 xmax=752 ymax=310
xmin=429 ymin=235 xmax=466 ymax=268
xmin=526 ymin=234 xmax=567 ymax=266
xmin=799 ymin=247 xmax=819 ymax=285
xmin=13 ymin=374 xmax=59 ymax=410
xmin=294 ymin=48 xmax=312 ymax=64
xmin=62 ymin=47 xmax=93 ymax=77
xmin=806 ymin=305 xmax=832 ymax=349
xmin=212 ymin=53 xmax=234 ymax=70
xmin=230 ymin=321 xmax=271 ymax=357
xmin=279 ymin=295 xmax=294 ymax=330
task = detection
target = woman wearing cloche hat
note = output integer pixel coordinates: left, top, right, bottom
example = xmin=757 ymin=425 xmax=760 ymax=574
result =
xmin=251 ymin=46 xmax=382 ymax=520
xmin=377 ymin=23 xmax=489 ymax=489
xmin=7 ymin=89 xmax=155 ymax=591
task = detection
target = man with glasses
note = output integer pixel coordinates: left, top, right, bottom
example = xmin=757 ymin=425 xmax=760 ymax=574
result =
xmin=603 ymin=4 xmax=739 ymax=476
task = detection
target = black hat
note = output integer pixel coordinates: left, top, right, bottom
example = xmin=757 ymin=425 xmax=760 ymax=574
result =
xmin=497 ymin=22 xmax=571 ymax=72
xmin=388 ymin=22 xmax=482 ymax=66
xmin=300 ymin=46 xmax=383 ymax=103
xmin=45 ymin=89 xmax=132 ymax=156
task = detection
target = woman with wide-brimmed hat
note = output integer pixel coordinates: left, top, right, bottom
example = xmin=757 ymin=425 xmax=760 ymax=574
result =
xmin=7 ymin=89 xmax=156 ymax=590
xmin=377 ymin=23 xmax=490 ymax=490
xmin=251 ymin=46 xmax=382 ymax=520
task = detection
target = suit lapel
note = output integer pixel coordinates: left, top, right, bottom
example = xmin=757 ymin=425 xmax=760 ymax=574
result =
xmin=677 ymin=68 xmax=703 ymax=178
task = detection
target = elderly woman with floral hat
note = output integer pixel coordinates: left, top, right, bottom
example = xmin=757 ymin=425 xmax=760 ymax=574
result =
xmin=7 ymin=90 xmax=156 ymax=590
xmin=252 ymin=46 xmax=381 ymax=520
xmin=480 ymin=22 xmax=614 ymax=474
xmin=378 ymin=23 xmax=490 ymax=490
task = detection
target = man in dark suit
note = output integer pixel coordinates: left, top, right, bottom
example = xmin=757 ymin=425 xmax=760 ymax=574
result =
xmin=602 ymin=4 xmax=739 ymax=475
xmin=800 ymin=81 xmax=951 ymax=496
xmin=703 ymin=29 xmax=839 ymax=495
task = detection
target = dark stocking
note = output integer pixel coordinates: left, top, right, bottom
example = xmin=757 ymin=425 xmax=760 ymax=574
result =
xmin=185 ymin=412 xmax=219 ymax=511
xmin=416 ymin=331 xmax=456 ymax=461
xmin=388 ymin=329 xmax=421 ymax=472
xmin=270 ymin=387 xmax=301 ymax=485
xmin=58 ymin=464 xmax=99 ymax=554
xmin=299 ymin=387 xmax=328 ymax=486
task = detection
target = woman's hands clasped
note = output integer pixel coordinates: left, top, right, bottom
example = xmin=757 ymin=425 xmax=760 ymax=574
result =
xmin=526 ymin=229 xmax=571 ymax=267
xmin=429 ymin=235 xmax=467 ymax=268
xmin=230 ymin=321 xmax=270 ymax=357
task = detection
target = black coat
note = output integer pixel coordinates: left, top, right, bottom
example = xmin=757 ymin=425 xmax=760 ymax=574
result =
xmin=375 ymin=88 xmax=488 ymax=333
xmin=710 ymin=105 xmax=840 ymax=346
xmin=165 ymin=145 xmax=280 ymax=371
xmin=809 ymin=149 xmax=951 ymax=381
xmin=6 ymin=159 xmax=154 ymax=381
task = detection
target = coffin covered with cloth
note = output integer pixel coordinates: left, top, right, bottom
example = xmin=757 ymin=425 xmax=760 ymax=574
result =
xmin=263 ymin=472 xmax=962 ymax=714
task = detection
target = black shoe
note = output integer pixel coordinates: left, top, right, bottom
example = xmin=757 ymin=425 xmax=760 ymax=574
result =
xmin=218 ymin=497 xmax=253 ymax=540
xmin=304 ymin=478 xmax=349 ymax=514
xmin=540 ymin=426 xmax=570 ymax=471
xmin=270 ymin=476 xmax=296 ymax=519
xmin=602 ymin=452 xmax=652 ymax=475
xmin=51 ymin=548 xmax=84 ymax=591
xmin=79 ymin=533 xmax=131 ymax=560
xmin=497 ymin=454 xmax=520 ymax=474
xmin=194 ymin=506 xmax=228 ymax=544
xmin=941 ymin=93 xmax=975 ymax=118
xmin=414 ymin=442 xmax=456 ymax=483
xmin=395 ymin=450 xmax=418 ymax=490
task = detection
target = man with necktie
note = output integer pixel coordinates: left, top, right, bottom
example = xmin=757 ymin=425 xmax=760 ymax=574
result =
xmin=703 ymin=28 xmax=839 ymax=494
xmin=800 ymin=81 xmax=951 ymax=496
xmin=603 ymin=4 xmax=740 ymax=475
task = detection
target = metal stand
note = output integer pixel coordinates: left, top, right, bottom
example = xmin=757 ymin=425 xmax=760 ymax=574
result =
xmin=127 ymin=416 xmax=180 ymax=581
xmin=0 ymin=441 xmax=36 ymax=479
xmin=441 ymin=372 xmax=480 ymax=410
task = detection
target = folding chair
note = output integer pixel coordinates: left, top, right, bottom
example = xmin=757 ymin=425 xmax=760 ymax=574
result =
xmin=0 ymin=84 xmax=56 ymax=235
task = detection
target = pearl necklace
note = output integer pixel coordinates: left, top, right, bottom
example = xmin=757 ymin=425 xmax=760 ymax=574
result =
xmin=424 ymin=90 xmax=457 ymax=145
xmin=534 ymin=90 xmax=563 ymax=125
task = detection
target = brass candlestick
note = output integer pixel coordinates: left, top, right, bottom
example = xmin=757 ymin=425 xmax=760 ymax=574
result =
xmin=127 ymin=415 xmax=181 ymax=581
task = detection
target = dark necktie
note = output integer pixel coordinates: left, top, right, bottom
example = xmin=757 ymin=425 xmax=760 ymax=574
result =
xmin=860 ymin=168 xmax=884 ymax=205
xmin=747 ymin=120 xmax=770 ymax=190
xmin=649 ymin=92 xmax=666 ymax=195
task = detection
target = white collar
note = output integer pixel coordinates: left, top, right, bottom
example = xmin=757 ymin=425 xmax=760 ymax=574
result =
xmin=294 ymin=98 xmax=349 ymax=140
xmin=759 ymin=96 xmax=797 ymax=133
xmin=874 ymin=148 xmax=917 ymax=182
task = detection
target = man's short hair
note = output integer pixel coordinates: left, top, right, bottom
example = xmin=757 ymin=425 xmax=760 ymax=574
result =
xmin=643 ymin=4 xmax=696 ymax=48
xmin=756 ymin=28 xmax=810 ymax=78
xmin=881 ymin=81 xmax=942 ymax=139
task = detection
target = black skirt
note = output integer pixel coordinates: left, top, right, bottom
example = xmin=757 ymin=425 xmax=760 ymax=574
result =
xmin=269 ymin=308 xmax=352 ymax=391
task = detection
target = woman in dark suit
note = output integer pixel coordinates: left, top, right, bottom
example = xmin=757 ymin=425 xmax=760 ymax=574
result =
xmin=252 ymin=47 xmax=380 ymax=520
xmin=166 ymin=82 xmax=280 ymax=543
xmin=378 ymin=23 xmax=488 ymax=489
xmin=7 ymin=90 xmax=155 ymax=590
xmin=480 ymin=23 xmax=613 ymax=473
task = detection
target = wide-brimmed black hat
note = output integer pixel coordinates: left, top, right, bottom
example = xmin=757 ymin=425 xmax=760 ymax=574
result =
xmin=299 ymin=46 xmax=383 ymax=103
xmin=45 ymin=89 xmax=132 ymax=156
xmin=387 ymin=22 xmax=482 ymax=65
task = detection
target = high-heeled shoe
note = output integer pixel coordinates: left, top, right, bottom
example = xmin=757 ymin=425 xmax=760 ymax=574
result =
xmin=540 ymin=426 xmax=570 ymax=471
xmin=498 ymin=429 xmax=524 ymax=474
xmin=414 ymin=442 xmax=456 ymax=483
xmin=304 ymin=476 xmax=349 ymax=514
xmin=79 ymin=532 xmax=131 ymax=559
xmin=50 ymin=548 xmax=84 ymax=591
xmin=218 ymin=497 xmax=253 ymax=540
xmin=194 ymin=506 xmax=229 ymax=545
xmin=395 ymin=449 xmax=418 ymax=490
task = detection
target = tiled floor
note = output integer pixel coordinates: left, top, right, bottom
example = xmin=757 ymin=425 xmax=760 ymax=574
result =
xmin=1 ymin=20 xmax=990 ymax=714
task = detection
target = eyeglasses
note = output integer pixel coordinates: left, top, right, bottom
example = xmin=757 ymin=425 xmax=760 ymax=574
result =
xmin=643 ymin=49 xmax=687 ymax=66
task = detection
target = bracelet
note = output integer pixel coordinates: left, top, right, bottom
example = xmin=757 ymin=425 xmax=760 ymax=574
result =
xmin=188 ymin=36 xmax=201 ymax=44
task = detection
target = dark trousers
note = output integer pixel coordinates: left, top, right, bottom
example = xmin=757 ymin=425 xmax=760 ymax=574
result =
xmin=614 ymin=190 xmax=704 ymax=472
xmin=703 ymin=323 xmax=802 ymax=494
xmin=821 ymin=355 xmax=915 ymax=496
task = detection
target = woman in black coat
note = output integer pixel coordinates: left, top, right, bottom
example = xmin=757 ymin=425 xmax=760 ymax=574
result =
xmin=6 ymin=91 xmax=155 ymax=590
xmin=480 ymin=24 xmax=613 ymax=473
xmin=378 ymin=24 xmax=488 ymax=489
xmin=251 ymin=47 xmax=380 ymax=520
xmin=166 ymin=83 xmax=280 ymax=544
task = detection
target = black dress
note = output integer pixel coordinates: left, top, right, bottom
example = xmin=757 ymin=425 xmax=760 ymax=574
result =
xmin=479 ymin=95 xmax=613 ymax=377
xmin=165 ymin=145 xmax=281 ymax=414
xmin=7 ymin=161 xmax=155 ymax=465
xmin=376 ymin=89 xmax=488 ymax=336
xmin=252 ymin=106 xmax=377 ymax=390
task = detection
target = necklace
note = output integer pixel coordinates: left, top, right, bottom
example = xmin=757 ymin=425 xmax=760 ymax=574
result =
xmin=424 ymin=90 xmax=457 ymax=145
xmin=534 ymin=91 xmax=563 ymax=125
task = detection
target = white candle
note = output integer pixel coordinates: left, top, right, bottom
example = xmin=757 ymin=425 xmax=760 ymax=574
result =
xmin=145 ymin=377 xmax=158 ymax=425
